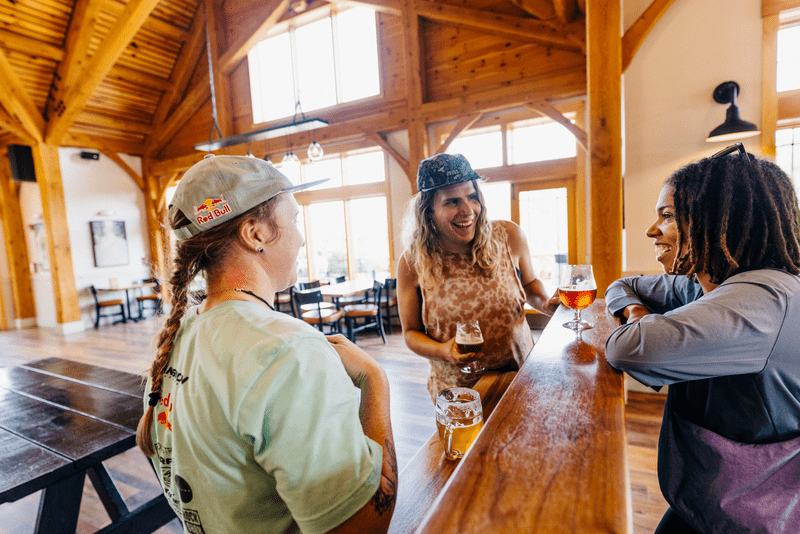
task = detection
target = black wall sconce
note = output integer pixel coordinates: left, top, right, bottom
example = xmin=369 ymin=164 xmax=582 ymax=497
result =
xmin=706 ymin=81 xmax=760 ymax=143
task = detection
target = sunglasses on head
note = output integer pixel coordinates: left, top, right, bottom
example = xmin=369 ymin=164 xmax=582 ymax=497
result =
xmin=710 ymin=142 xmax=755 ymax=163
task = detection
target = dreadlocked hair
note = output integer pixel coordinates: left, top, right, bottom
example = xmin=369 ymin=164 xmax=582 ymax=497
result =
xmin=666 ymin=152 xmax=800 ymax=284
xmin=401 ymin=179 xmax=501 ymax=291
xmin=136 ymin=197 xmax=281 ymax=457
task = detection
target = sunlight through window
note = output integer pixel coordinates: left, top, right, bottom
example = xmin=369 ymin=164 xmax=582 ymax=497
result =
xmin=777 ymin=25 xmax=800 ymax=92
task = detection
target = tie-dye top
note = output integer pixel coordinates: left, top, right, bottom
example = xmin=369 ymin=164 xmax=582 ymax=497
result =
xmin=419 ymin=222 xmax=533 ymax=402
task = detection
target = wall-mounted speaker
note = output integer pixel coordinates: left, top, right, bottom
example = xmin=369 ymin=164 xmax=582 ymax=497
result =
xmin=80 ymin=151 xmax=100 ymax=160
xmin=7 ymin=145 xmax=36 ymax=183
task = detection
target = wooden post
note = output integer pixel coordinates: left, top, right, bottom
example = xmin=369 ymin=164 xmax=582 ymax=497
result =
xmin=32 ymin=142 xmax=82 ymax=326
xmin=0 ymin=150 xmax=37 ymax=327
xmin=761 ymin=13 xmax=779 ymax=157
xmin=586 ymin=0 xmax=623 ymax=295
xmin=403 ymin=0 xmax=429 ymax=191
xmin=143 ymin=170 xmax=166 ymax=283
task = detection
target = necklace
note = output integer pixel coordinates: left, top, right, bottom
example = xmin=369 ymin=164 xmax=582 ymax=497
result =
xmin=206 ymin=288 xmax=275 ymax=311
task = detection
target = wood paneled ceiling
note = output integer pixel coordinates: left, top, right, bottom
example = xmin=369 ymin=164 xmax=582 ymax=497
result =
xmin=0 ymin=0 xmax=587 ymax=161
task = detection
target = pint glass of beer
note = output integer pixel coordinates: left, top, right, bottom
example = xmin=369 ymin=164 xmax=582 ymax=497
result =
xmin=436 ymin=387 xmax=484 ymax=460
xmin=456 ymin=320 xmax=484 ymax=373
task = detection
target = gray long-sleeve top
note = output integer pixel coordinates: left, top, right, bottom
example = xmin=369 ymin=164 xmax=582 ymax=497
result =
xmin=605 ymin=269 xmax=800 ymax=444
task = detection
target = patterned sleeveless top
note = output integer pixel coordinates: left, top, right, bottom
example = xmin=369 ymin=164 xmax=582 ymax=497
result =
xmin=420 ymin=222 xmax=533 ymax=402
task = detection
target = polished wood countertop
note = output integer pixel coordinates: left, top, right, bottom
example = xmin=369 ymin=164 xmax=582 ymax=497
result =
xmin=403 ymin=300 xmax=628 ymax=533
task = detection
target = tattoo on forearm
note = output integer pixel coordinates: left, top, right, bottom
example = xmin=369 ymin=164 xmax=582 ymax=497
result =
xmin=372 ymin=439 xmax=398 ymax=515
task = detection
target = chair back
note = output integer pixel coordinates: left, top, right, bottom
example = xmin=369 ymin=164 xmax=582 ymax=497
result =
xmin=142 ymin=277 xmax=161 ymax=292
xmin=89 ymin=285 xmax=101 ymax=304
xmin=384 ymin=278 xmax=396 ymax=293
xmin=299 ymin=280 xmax=321 ymax=290
xmin=294 ymin=288 xmax=324 ymax=308
xmin=333 ymin=275 xmax=346 ymax=284
xmin=371 ymin=280 xmax=383 ymax=305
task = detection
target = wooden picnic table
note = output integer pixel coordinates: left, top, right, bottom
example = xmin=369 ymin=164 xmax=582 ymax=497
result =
xmin=388 ymin=300 xmax=629 ymax=533
xmin=0 ymin=357 xmax=175 ymax=533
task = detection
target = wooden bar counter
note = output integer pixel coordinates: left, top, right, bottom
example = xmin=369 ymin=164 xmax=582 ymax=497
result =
xmin=394 ymin=300 xmax=628 ymax=534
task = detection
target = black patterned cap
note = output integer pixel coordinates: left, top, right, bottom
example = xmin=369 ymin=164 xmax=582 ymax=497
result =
xmin=416 ymin=153 xmax=482 ymax=192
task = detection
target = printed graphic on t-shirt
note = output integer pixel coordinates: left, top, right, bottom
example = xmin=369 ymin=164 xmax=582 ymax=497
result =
xmin=154 ymin=444 xmax=206 ymax=533
xmin=157 ymin=392 xmax=173 ymax=431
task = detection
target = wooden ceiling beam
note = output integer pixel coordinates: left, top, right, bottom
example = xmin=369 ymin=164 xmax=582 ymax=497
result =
xmin=0 ymin=49 xmax=44 ymax=142
xmin=436 ymin=112 xmax=482 ymax=154
xmin=100 ymin=149 xmax=145 ymax=191
xmin=62 ymin=133 xmax=144 ymax=155
xmin=0 ymin=104 xmax=37 ymax=145
xmin=552 ymin=0 xmax=578 ymax=26
xmin=45 ymin=0 xmax=162 ymax=145
xmin=324 ymin=0 xmax=402 ymax=16
xmin=508 ymin=0 xmax=556 ymax=22
xmin=362 ymin=130 xmax=410 ymax=175
xmin=621 ymin=0 xmax=677 ymax=73
xmin=219 ymin=0 xmax=290 ymax=74
xmin=147 ymin=6 xmax=207 ymax=150
xmin=525 ymin=100 xmax=587 ymax=149
xmin=415 ymin=0 xmax=583 ymax=52
xmin=45 ymin=0 xmax=103 ymax=124
xmin=147 ymin=81 xmax=211 ymax=156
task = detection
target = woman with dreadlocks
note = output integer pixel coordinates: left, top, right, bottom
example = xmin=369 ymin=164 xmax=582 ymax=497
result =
xmin=605 ymin=144 xmax=800 ymax=534
xmin=136 ymin=156 xmax=396 ymax=533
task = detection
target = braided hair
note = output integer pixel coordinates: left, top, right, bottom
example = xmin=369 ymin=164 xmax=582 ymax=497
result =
xmin=667 ymin=153 xmax=800 ymax=284
xmin=136 ymin=198 xmax=280 ymax=457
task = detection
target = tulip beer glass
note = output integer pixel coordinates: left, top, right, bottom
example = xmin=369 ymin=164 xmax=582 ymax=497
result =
xmin=436 ymin=387 xmax=484 ymax=460
xmin=558 ymin=264 xmax=597 ymax=331
xmin=456 ymin=320 xmax=484 ymax=374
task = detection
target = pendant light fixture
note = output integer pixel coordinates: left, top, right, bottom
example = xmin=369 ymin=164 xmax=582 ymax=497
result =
xmin=706 ymin=81 xmax=760 ymax=143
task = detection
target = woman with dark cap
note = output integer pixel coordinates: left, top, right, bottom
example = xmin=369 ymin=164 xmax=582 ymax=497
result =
xmin=398 ymin=153 xmax=559 ymax=403
xmin=605 ymin=144 xmax=800 ymax=533
xmin=136 ymin=155 xmax=396 ymax=533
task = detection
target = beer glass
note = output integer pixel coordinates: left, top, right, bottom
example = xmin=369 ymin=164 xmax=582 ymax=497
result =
xmin=558 ymin=264 xmax=597 ymax=331
xmin=435 ymin=387 xmax=484 ymax=460
xmin=456 ymin=320 xmax=484 ymax=373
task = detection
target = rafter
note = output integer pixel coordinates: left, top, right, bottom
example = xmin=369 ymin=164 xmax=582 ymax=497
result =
xmin=0 ymin=49 xmax=44 ymax=142
xmin=147 ymin=81 xmax=211 ymax=156
xmin=436 ymin=112 xmax=482 ymax=154
xmin=100 ymin=149 xmax=145 ymax=191
xmin=0 ymin=104 xmax=36 ymax=145
xmin=416 ymin=0 xmax=582 ymax=52
xmin=219 ymin=0 xmax=290 ymax=74
xmin=508 ymin=0 xmax=556 ymax=22
xmin=45 ymin=0 xmax=162 ymax=145
xmin=362 ymin=130 xmax=410 ymax=175
xmin=621 ymin=0 xmax=677 ymax=73
xmin=525 ymin=101 xmax=587 ymax=150
xmin=146 ymin=7 xmax=207 ymax=156
xmin=552 ymin=0 xmax=578 ymax=26
xmin=324 ymin=0 xmax=402 ymax=16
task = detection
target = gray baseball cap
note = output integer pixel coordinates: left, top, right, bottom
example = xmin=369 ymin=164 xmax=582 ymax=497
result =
xmin=170 ymin=155 xmax=326 ymax=240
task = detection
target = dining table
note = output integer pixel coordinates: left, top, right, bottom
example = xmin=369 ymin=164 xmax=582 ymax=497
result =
xmin=96 ymin=283 xmax=145 ymax=322
xmin=0 ymin=357 xmax=175 ymax=533
xmin=387 ymin=299 xmax=628 ymax=534
xmin=319 ymin=278 xmax=374 ymax=308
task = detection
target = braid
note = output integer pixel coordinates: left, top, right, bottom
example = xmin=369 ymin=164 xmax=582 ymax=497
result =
xmin=136 ymin=196 xmax=281 ymax=457
xmin=666 ymin=153 xmax=800 ymax=284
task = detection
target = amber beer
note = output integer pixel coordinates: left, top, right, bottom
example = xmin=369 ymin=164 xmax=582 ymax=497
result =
xmin=558 ymin=288 xmax=597 ymax=310
xmin=435 ymin=388 xmax=484 ymax=460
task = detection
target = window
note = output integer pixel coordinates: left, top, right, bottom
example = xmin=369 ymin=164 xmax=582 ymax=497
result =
xmin=275 ymin=148 xmax=391 ymax=281
xmin=518 ymin=188 xmax=569 ymax=295
xmin=446 ymin=126 xmax=504 ymax=169
xmin=508 ymin=117 xmax=577 ymax=164
xmin=777 ymin=23 xmax=800 ymax=92
xmin=248 ymin=7 xmax=380 ymax=124
xmin=776 ymin=127 xmax=800 ymax=184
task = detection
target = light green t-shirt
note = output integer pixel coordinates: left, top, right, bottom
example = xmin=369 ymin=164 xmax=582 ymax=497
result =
xmin=145 ymin=301 xmax=382 ymax=534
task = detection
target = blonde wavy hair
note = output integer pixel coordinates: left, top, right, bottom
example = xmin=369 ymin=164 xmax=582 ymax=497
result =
xmin=402 ymin=179 xmax=501 ymax=290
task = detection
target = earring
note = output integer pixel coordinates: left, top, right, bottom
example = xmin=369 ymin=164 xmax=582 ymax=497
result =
xmin=258 ymin=248 xmax=264 ymax=253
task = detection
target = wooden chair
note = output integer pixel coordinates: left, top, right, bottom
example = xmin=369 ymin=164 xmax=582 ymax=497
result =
xmin=89 ymin=285 xmax=126 ymax=328
xmin=334 ymin=276 xmax=369 ymax=307
xmin=136 ymin=278 xmax=162 ymax=318
xmin=381 ymin=278 xmax=399 ymax=334
xmin=294 ymin=288 xmax=344 ymax=334
xmin=298 ymin=280 xmax=335 ymax=311
xmin=274 ymin=287 xmax=296 ymax=316
xmin=344 ymin=280 xmax=386 ymax=343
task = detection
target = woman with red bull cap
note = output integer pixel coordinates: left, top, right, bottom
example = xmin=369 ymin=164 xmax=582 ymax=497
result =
xmin=136 ymin=155 xmax=396 ymax=533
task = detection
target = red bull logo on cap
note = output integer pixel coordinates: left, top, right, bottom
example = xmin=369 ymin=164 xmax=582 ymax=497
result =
xmin=194 ymin=196 xmax=231 ymax=226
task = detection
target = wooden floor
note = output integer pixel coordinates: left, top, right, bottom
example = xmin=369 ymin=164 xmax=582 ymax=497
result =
xmin=0 ymin=315 xmax=668 ymax=533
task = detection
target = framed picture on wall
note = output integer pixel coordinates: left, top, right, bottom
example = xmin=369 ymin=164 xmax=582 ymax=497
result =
xmin=90 ymin=220 xmax=129 ymax=267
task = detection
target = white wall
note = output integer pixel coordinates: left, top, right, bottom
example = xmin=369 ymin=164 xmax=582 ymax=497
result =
xmin=1 ymin=148 xmax=149 ymax=330
xmin=623 ymin=0 xmax=763 ymax=274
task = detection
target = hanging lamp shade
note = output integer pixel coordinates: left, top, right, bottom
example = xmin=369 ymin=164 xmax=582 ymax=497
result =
xmin=706 ymin=81 xmax=760 ymax=143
